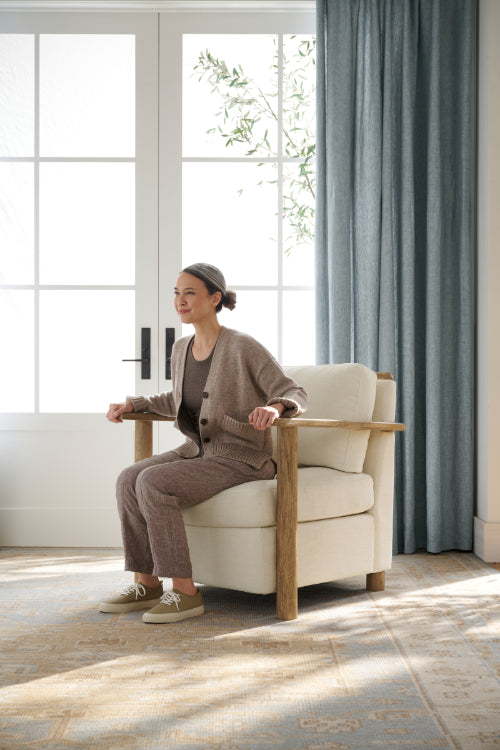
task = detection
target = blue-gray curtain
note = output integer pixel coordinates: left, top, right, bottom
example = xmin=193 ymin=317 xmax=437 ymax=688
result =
xmin=315 ymin=0 xmax=476 ymax=554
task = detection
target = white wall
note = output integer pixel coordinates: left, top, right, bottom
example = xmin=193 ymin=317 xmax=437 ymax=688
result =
xmin=0 ymin=420 xmax=131 ymax=546
xmin=475 ymin=0 xmax=500 ymax=562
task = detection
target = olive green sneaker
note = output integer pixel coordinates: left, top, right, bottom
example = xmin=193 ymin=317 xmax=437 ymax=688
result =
xmin=142 ymin=588 xmax=204 ymax=623
xmin=99 ymin=582 xmax=163 ymax=613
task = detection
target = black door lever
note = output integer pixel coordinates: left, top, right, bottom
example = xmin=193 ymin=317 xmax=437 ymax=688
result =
xmin=122 ymin=327 xmax=151 ymax=379
xmin=165 ymin=328 xmax=175 ymax=379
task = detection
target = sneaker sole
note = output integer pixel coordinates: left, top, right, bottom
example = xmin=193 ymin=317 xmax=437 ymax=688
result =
xmin=98 ymin=596 xmax=163 ymax=613
xmin=142 ymin=605 xmax=205 ymax=623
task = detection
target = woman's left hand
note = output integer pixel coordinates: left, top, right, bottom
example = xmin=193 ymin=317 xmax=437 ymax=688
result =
xmin=248 ymin=404 xmax=284 ymax=431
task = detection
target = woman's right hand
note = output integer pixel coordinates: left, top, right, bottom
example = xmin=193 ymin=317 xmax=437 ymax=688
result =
xmin=106 ymin=401 xmax=134 ymax=423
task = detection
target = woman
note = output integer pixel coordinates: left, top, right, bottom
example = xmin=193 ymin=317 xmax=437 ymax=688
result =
xmin=101 ymin=263 xmax=308 ymax=624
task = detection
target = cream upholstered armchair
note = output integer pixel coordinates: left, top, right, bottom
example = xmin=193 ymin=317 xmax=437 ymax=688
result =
xmin=123 ymin=363 xmax=404 ymax=620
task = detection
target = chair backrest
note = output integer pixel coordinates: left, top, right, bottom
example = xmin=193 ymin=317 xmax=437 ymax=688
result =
xmin=371 ymin=376 xmax=397 ymax=423
xmin=281 ymin=363 xmax=377 ymax=473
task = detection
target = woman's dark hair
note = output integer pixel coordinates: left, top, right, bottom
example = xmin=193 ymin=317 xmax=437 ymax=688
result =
xmin=182 ymin=263 xmax=237 ymax=312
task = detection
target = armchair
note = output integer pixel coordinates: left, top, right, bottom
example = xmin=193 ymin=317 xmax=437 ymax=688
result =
xmin=123 ymin=363 xmax=404 ymax=620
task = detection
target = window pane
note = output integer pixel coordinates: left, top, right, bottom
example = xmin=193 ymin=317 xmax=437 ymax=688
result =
xmin=183 ymin=162 xmax=277 ymax=285
xmin=283 ymin=35 xmax=315 ymax=159
xmin=39 ymin=163 xmax=135 ymax=285
xmin=40 ymin=35 xmax=135 ymax=157
xmin=0 ymin=35 xmax=34 ymax=157
xmin=183 ymin=34 xmax=277 ymax=158
xmin=0 ymin=163 xmax=34 ymax=284
xmin=39 ymin=291 xmax=134 ymax=413
xmin=282 ymin=162 xmax=315 ymax=286
xmin=0 ymin=291 xmax=34 ymax=412
xmin=220 ymin=290 xmax=278 ymax=358
xmin=282 ymin=290 xmax=315 ymax=365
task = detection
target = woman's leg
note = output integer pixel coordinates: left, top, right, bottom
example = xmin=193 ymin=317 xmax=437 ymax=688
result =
xmin=134 ymin=456 xmax=275 ymax=585
xmin=116 ymin=451 xmax=182 ymax=578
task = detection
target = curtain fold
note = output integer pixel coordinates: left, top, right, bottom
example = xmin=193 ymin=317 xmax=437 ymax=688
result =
xmin=316 ymin=0 xmax=476 ymax=553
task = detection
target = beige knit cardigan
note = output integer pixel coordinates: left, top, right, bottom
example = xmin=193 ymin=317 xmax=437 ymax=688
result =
xmin=128 ymin=326 xmax=308 ymax=468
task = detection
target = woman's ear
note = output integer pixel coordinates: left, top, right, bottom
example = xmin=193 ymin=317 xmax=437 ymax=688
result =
xmin=212 ymin=291 xmax=222 ymax=308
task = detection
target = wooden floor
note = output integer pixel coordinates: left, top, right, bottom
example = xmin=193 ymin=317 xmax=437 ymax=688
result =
xmin=490 ymin=562 xmax=500 ymax=571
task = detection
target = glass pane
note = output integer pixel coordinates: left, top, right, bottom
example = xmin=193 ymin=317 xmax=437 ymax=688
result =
xmin=40 ymin=34 xmax=135 ymax=157
xmin=39 ymin=163 xmax=135 ymax=285
xmin=282 ymin=290 xmax=315 ymax=365
xmin=0 ymin=35 xmax=34 ymax=157
xmin=183 ymin=162 xmax=277 ymax=285
xmin=183 ymin=290 xmax=277 ymax=359
xmin=0 ymin=163 xmax=34 ymax=284
xmin=282 ymin=162 xmax=315 ymax=286
xmin=283 ymin=35 xmax=315 ymax=159
xmin=0 ymin=291 xmax=34 ymax=412
xmin=39 ymin=291 xmax=134 ymax=413
xmin=183 ymin=34 xmax=277 ymax=158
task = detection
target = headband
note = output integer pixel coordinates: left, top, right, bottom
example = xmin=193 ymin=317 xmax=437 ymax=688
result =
xmin=182 ymin=263 xmax=227 ymax=295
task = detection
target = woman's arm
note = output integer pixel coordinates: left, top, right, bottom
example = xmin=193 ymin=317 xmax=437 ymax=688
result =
xmin=245 ymin=341 xmax=308 ymax=430
xmin=258 ymin=363 xmax=308 ymax=419
xmin=126 ymin=390 xmax=177 ymax=418
xmin=106 ymin=390 xmax=177 ymax=422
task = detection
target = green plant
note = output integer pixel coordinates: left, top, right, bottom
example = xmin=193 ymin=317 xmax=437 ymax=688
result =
xmin=192 ymin=36 xmax=315 ymax=254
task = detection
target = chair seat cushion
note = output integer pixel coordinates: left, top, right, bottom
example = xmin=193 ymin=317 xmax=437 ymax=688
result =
xmin=182 ymin=467 xmax=374 ymax=528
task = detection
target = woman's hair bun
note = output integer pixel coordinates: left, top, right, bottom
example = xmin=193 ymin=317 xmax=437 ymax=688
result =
xmin=222 ymin=290 xmax=237 ymax=311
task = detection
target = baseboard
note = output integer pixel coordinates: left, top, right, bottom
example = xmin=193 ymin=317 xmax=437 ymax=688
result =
xmin=474 ymin=516 xmax=500 ymax=562
xmin=0 ymin=508 xmax=123 ymax=547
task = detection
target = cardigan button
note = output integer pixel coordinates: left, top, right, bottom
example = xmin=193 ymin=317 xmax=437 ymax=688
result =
xmin=200 ymin=418 xmax=208 ymax=426
xmin=203 ymin=437 xmax=211 ymax=444
xmin=202 ymin=391 xmax=209 ymax=398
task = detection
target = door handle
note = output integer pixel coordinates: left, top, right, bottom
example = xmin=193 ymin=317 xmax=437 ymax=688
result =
xmin=122 ymin=327 xmax=151 ymax=379
xmin=165 ymin=328 xmax=175 ymax=379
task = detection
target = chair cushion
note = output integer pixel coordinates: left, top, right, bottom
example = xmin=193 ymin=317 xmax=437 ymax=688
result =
xmin=283 ymin=363 xmax=377 ymax=473
xmin=182 ymin=467 xmax=374 ymax=528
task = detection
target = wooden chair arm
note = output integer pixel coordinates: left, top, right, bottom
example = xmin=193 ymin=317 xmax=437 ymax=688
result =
xmin=277 ymin=418 xmax=404 ymax=431
xmin=121 ymin=412 xmax=174 ymax=422
xmin=121 ymin=412 xmax=405 ymax=431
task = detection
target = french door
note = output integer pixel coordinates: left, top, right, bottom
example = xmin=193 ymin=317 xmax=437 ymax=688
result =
xmin=0 ymin=13 xmax=166 ymax=545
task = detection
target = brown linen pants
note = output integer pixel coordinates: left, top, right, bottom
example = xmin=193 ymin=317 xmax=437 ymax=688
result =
xmin=117 ymin=450 xmax=276 ymax=578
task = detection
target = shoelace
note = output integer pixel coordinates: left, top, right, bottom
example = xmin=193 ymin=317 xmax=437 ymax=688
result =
xmin=119 ymin=583 xmax=147 ymax=600
xmin=160 ymin=590 xmax=182 ymax=610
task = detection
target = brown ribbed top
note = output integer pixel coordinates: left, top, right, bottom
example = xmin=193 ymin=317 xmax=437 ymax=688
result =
xmin=181 ymin=340 xmax=215 ymax=439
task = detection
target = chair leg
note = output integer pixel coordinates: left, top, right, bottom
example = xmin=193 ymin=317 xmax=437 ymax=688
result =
xmin=135 ymin=420 xmax=153 ymax=463
xmin=134 ymin=421 xmax=153 ymax=583
xmin=276 ymin=425 xmax=298 ymax=621
xmin=366 ymin=571 xmax=385 ymax=591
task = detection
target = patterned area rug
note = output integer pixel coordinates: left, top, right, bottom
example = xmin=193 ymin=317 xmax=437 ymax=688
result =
xmin=0 ymin=549 xmax=499 ymax=750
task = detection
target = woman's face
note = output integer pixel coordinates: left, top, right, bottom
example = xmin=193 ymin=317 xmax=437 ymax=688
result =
xmin=174 ymin=272 xmax=221 ymax=325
